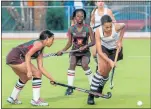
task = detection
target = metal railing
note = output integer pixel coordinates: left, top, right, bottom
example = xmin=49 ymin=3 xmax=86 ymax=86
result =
xmin=2 ymin=5 xmax=151 ymax=32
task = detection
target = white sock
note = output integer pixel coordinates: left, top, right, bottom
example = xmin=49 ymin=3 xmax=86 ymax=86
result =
xmin=67 ymin=70 xmax=75 ymax=86
xmin=85 ymin=69 xmax=93 ymax=85
xmin=32 ymin=78 xmax=42 ymax=101
xmin=10 ymin=79 xmax=25 ymax=100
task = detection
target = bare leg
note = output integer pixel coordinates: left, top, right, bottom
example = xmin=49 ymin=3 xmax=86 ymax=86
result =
xmin=65 ymin=56 xmax=77 ymax=95
xmin=7 ymin=63 xmax=29 ymax=104
xmin=87 ymin=54 xmax=111 ymax=105
xmin=81 ymin=56 xmax=93 ymax=85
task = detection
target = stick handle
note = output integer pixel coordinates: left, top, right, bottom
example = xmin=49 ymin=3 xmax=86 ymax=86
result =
xmin=62 ymin=49 xmax=80 ymax=54
xmin=54 ymin=82 xmax=76 ymax=89
xmin=114 ymin=48 xmax=120 ymax=64
xmin=43 ymin=49 xmax=80 ymax=58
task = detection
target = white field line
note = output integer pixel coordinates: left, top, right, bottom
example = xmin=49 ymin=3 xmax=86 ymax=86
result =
xmin=2 ymin=32 xmax=151 ymax=38
xmin=128 ymin=56 xmax=150 ymax=58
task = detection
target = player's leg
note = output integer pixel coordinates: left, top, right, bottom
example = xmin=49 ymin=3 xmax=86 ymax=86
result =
xmin=91 ymin=33 xmax=98 ymax=72
xmin=87 ymin=55 xmax=111 ymax=105
xmin=30 ymin=63 xmax=48 ymax=106
xmin=65 ymin=55 xmax=77 ymax=95
xmin=97 ymin=57 xmax=111 ymax=94
xmin=7 ymin=63 xmax=29 ymax=104
xmin=81 ymin=55 xmax=93 ymax=85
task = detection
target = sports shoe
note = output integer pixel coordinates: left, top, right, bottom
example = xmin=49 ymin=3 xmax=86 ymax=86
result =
xmin=7 ymin=97 xmax=22 ymax=104
xmin=65 ymin=88 xmax=73 ymax=95
xmin=30 ymin=98 xmax=49 ymax=106
xmin=87 ymin=94 xmax=95 ymax=105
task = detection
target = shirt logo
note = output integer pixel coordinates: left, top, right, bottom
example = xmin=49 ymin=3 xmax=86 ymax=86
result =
xmin=77 ymin=38 xmax=83 ymax=46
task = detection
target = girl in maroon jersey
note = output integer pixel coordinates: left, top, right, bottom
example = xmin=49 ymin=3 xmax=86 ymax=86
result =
xmin=6 ymin=30 xmax=55 ymax=106
xmin=57 ymin=9 xmax=95 ymax=95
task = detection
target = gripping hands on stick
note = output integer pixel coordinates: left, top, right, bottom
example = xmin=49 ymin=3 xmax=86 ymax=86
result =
xmin=43 ymin=49 xmax=80 ymax=58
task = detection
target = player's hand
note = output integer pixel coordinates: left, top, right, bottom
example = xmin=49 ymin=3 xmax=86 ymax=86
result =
xmin=108 ymin=59 xmax=115 ymax=69
xmin=79 ymin=45 xmax=88 ymax=51
xmin=27 ymin=72 xmax=32 ymax=79
xmin=50 ymin=81 xmax=56 ymax=86
xmin=57 ymin=50 xmax=63 ymax=56
xmin=116 ymin=41 xmax=122 ymax=51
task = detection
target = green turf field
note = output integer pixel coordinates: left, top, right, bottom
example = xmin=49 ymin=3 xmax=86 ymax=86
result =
xmin=2 ymin=39 xmax=150 ymax=108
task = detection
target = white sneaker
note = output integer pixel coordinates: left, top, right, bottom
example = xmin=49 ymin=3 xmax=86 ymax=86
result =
xmin=30 ymin=98 xmax=49 ymax=106
xmin=7 ymin=97 xmax=22 ymax=104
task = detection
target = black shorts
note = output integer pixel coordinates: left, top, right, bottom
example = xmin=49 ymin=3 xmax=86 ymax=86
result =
xmin=102 ymin=45 xmax=123 ymax=61
xmin=70 ymin=51 xmax=91 ymax=66
xmin=6 ymin=48 xmax=25 ymax=65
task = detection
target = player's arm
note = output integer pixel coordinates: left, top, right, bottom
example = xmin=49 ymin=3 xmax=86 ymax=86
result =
xmin=108 ymin=9 xmax=116 ymax=23
xmin=37 ymin=54 xmax=55 ymax=82
xmin=115 ymin=23 xmax=126 ymax=41
xmin=87 ymin=26 xmax=95 ymax=48
xmin=115 ymin=23 xmax=126 ymax=49
xmin=90 ymin=10 xmax=95 ymax=28
xmin=25 ymin=41 xmax=42 ymax=79
xmin=95 ymin=28 xmax=114 ymax=68
xmin=62 ymin=28 xmax=72 ymax=51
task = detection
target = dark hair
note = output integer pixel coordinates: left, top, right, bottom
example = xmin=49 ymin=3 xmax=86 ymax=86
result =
xmin=101 ymin=15 xmax=112 ymax=25
xmin=72 ymin=9 xmax=86 ymax=20
xmin=39 ymin=30 xmax=54 ymax=40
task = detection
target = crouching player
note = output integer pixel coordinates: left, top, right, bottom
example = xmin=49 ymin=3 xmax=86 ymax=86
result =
xmin=6 ymin=30 xmax=55 ymax=106
xmin=87 ymin=15 xmax=125 ymax=105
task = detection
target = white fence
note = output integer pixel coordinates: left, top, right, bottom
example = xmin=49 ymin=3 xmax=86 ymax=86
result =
xmin=2 ymin=32 xmax=150 ymax=39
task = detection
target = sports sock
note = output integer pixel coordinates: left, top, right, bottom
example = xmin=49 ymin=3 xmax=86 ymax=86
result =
xmin=90 ymin=72 xmax=109 ymax=93
xmin=98 ymin=75 xmax=109 ymax=93
xmin=85 ymin=68 xmax=93 ymax=85
xmin=32 ymin=78 xmax=42 ymax=101
xmin=67 ymin=70 xmax=75 ymax=86
xmin=10 ymin=79 xmax=25 ymax=100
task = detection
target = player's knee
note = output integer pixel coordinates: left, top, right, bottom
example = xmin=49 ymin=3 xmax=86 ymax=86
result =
xmin=33 ymin=70 xmax=42 ymax=78
xmin=19 ymin=76 xmax=29 ymax=83
xmin=82 ymin=63 xmax=89 ymax=70
xmin=69 ymin=62 xmax=76 ymax=69
xmin=98 ymin=69 xmax=108 ymax=76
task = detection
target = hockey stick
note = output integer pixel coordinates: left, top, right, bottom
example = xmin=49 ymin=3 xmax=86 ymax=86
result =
xmin=92 ymin=24 xmax=100 ymax=29
xmin=54 ymin=82 xmax=112 ymax=99
xmin=43 ymin=49 xmax=80 ymax=58
xmin=110 ymin=48 xmax=120 ymax=89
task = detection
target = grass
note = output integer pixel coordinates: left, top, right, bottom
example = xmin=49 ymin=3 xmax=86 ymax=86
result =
xmin=1 ymin=39 xmax=150 ymax=108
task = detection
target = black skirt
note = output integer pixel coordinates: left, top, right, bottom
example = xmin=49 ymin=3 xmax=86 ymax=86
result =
xmin=102 ymin=45 xmax=123 ymax=61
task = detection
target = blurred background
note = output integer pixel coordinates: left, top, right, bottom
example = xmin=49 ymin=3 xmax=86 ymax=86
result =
xmin=1 ymin=1 xmax=151 ymax=33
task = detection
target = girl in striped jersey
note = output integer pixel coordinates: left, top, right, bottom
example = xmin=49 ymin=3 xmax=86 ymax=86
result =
xmin=6 ymin=30 xmax=55 ymax=106
xmin=90 ymin=0 xmax=116 ymax=71
xmin=87 ymin=15 xmax=125 ymax=105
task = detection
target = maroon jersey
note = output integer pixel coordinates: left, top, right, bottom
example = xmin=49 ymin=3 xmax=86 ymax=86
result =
xmin=6 ymin=39 xmax=44 ymax=65
xmin=68 ymin=24 xmax=90 ymax=55
xmin=17 ymin=39 xmax=44 ymax=59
